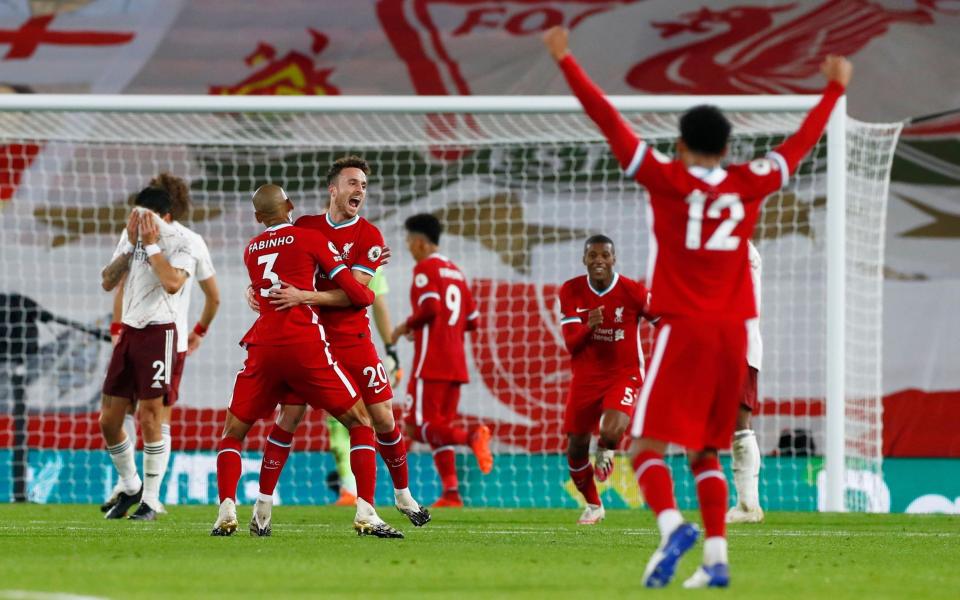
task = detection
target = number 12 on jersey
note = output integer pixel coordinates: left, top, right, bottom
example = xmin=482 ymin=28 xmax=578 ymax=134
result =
xmin=685 ymin=191 xmax=744 ymax=251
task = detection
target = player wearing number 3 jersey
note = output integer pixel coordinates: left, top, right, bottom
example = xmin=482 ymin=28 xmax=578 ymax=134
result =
xmin=391 ymin=214 xmax=493 ymax=508
xmin=545 ymin=25 xmax=850 ymax=589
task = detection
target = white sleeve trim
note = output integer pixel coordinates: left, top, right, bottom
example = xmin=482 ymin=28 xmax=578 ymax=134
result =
xmin=466 ymin=310 xmax=480 ymax=320
xmin=767 ymin=151 xmax=789 ymax=189
xmin=560 ymin=316 xmax=582 ymax=325
xmin=417 ymin=292 xmax=441 ymax=305
xmin=625 ymin=141 xmax=648 ymax=178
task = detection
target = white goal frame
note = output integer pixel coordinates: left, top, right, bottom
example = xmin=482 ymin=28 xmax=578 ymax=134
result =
xmin=0 ymin=93 xmax=849 ymax=512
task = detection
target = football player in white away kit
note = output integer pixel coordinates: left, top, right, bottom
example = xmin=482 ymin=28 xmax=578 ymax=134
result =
xmin=100 ymin=187 xmax=196 ymax=521
xmin=727 ymin=241 xmax=764 ymax=523
xmin=102 ymin=174 xmax=220 ymax=515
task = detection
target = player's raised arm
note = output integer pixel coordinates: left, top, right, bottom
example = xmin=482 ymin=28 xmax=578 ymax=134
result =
xmin=543 ymin=26 xmax=641 ymax=171
xmin=769 ymin=55 xmax=851 ymax=180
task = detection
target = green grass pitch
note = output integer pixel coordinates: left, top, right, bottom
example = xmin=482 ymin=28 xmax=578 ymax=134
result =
xmin=0 ymin=505 xmax=958 ymax=599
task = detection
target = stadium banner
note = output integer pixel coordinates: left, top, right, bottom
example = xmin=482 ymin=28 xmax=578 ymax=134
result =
xmin=4 ymin=450 xmax=960 ymax=514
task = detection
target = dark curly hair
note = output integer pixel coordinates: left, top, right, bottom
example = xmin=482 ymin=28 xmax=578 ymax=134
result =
xmin=149 ymin=172 xmax=191 ymax=221
xmin=679 ymin=105 xmax=732 ymax=156
xmin=326 ymin=155 xmax=370 ymax=186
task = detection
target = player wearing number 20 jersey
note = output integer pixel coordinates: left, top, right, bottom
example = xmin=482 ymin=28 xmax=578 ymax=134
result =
xmin=393 ymin=214 xmax=492 ymax=508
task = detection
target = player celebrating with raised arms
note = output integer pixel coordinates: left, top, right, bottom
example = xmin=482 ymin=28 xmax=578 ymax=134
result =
xmin=558 ymin=235 xmax=650 ymax=525
xmin=544 ymin=26 xmax=851 ymax=588
xmin=212 ymin=184 xmax=403 ymax=539
xmin=390 ymin=214 xmax=493 ymax=508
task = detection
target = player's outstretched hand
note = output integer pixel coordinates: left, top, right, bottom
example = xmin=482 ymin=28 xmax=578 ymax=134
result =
xmin=821 ymin=55 xmax=852 ymax=88
xmin=380 ymin=244 xmax=392 ymax=267
xmin=543 ymin=26 xmax=570 ymax=61
xmin=125 ymin=210 xmax=139 ymax=245
xmin=268 ymin=281 xmax=306 ymax=310
xmin=245 ymin=285 xmax=260 ymax=314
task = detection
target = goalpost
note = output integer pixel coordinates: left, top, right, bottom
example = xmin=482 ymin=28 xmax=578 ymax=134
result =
xmin=0 ymin=94 xmax=901 ymax=512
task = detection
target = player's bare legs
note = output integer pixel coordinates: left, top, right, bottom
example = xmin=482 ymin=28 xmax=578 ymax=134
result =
xmin=683 ymin=448 xmax=731 ymax=588
xmin=367 ymin=399 xmax=430 ymax=525
xmin=100 ymin=394 xmax=143 ymax=519
xmin=596 ymin=409 xmax=629 ymax=481
xmin=211 ymin=411 xmax=253 ymax=536
xmin=628 ymin=437 xmax=699 ymax=588
xmin=567 ymin=432 xmax=604 ymax=525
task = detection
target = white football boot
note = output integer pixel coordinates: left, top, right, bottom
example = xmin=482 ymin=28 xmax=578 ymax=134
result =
xmin=577 ymin=503 xmax=605 ymax=525
xmin=210 ymin=498 xmax=238 ymax=536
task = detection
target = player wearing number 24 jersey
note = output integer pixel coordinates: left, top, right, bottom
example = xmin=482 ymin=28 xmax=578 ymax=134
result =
xmin=391 ymin=214 xmax=492 ymax=508
xmin=545 ymin=25 xmax=850 ymax=589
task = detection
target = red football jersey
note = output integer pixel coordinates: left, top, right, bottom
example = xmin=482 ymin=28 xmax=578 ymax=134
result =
xmin=405 ymin=253 xmax=478 ymax=382
xmin=241 ymin=223 xmax=371 ymax=353
xmin=558 ymin=273 xmax=649 ymax=384
xmin=295 ymin=213 xmax=387 ymax=345
xmin=559 ymin=54 xmax=843 ymax=320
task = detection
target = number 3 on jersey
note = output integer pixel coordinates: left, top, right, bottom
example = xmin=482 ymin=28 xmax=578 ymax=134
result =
xmin=685 ymin=191 xmax=744 ymax=251
xmin=257 ymin=252 xmax=280 ymax=297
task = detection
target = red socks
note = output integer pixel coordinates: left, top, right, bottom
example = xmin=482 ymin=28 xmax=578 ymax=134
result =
xmin=568 ymin=456 xmax=601 ymax=506
xmin=432 ymin=447 xmax=459 ymax=493
xmin=376 ymin=425 xmax=409 ymax=490
xmin=691 ymin=455 xmax=728 ymax=539
xmin=419 ymin=421 xmax=469 ymax=447
xmin=632 ymin=450 xmax=678 ymax=514
xmin=216 ymin=436 xmax=242 ymax=503
xmin=259 ymin=424 xmax=293 ymax=496
xmin=349 ymin=425 xmax=377 ymax=505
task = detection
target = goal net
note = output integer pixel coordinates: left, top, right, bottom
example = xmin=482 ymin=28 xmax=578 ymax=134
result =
xmin=0 ymin=97 xmax=900 ymax=512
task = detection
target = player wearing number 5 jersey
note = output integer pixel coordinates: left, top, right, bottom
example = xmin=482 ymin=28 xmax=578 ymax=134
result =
xmin=545 ymin=26 xmax=851 ymax=589
xmin=391 ymin=214 xmax=493 ymax=508
xmin=558 ymin=235 xmax=651 ymax=526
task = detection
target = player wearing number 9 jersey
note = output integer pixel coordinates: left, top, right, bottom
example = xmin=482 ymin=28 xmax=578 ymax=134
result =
xmin=391 ymin=214 xmax=493 ymax=508
xmin=546 ymin=25 xmax=850 ymax=589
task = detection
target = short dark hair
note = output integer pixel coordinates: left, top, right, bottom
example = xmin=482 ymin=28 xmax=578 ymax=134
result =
xmin=584 ymin=234 xmax=615 ymax=253
xmin=150 ymin=172 xmax=190 ymax=221
xmin=134 ymin=187 xmax=172 ymax=216
xmin=405 ymin=213 xmax=442 ymax=245
xmin=326 ymin=155 xmax=370 ymax=186
xmin=679 ymin=105 xmax=731 ymax=155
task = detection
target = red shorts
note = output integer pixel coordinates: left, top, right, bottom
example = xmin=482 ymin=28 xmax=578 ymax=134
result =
xmin=403 ymin=378 xmax=461 ymax=427
xmin=281 ymin=340 xmax=392 ymax=409
xmin=229 ymin=342 xmax=358 ymax=425
xmin=165 ymin=351 xmax=187 ymax=407
xmin=102 ymin=323 xmax=177 ymax=401
xmin=631 ymin=317 xmax=747 ymax=451
xmin=563 ymin=373 xmax=641 ymax=435
xmin=741 ymin=365 xmax=760 ymax=413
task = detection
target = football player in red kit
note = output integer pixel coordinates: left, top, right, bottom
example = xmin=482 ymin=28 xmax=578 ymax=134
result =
xmin=391 ymin=214 xmax=493 ymax=508
xmin=212 ymin=184 xmax=402 ymax=539
xmin=545 ymin=26 xmax=851 ymax=588
xmin=558 ymin=235 xmax=651 ymax=525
